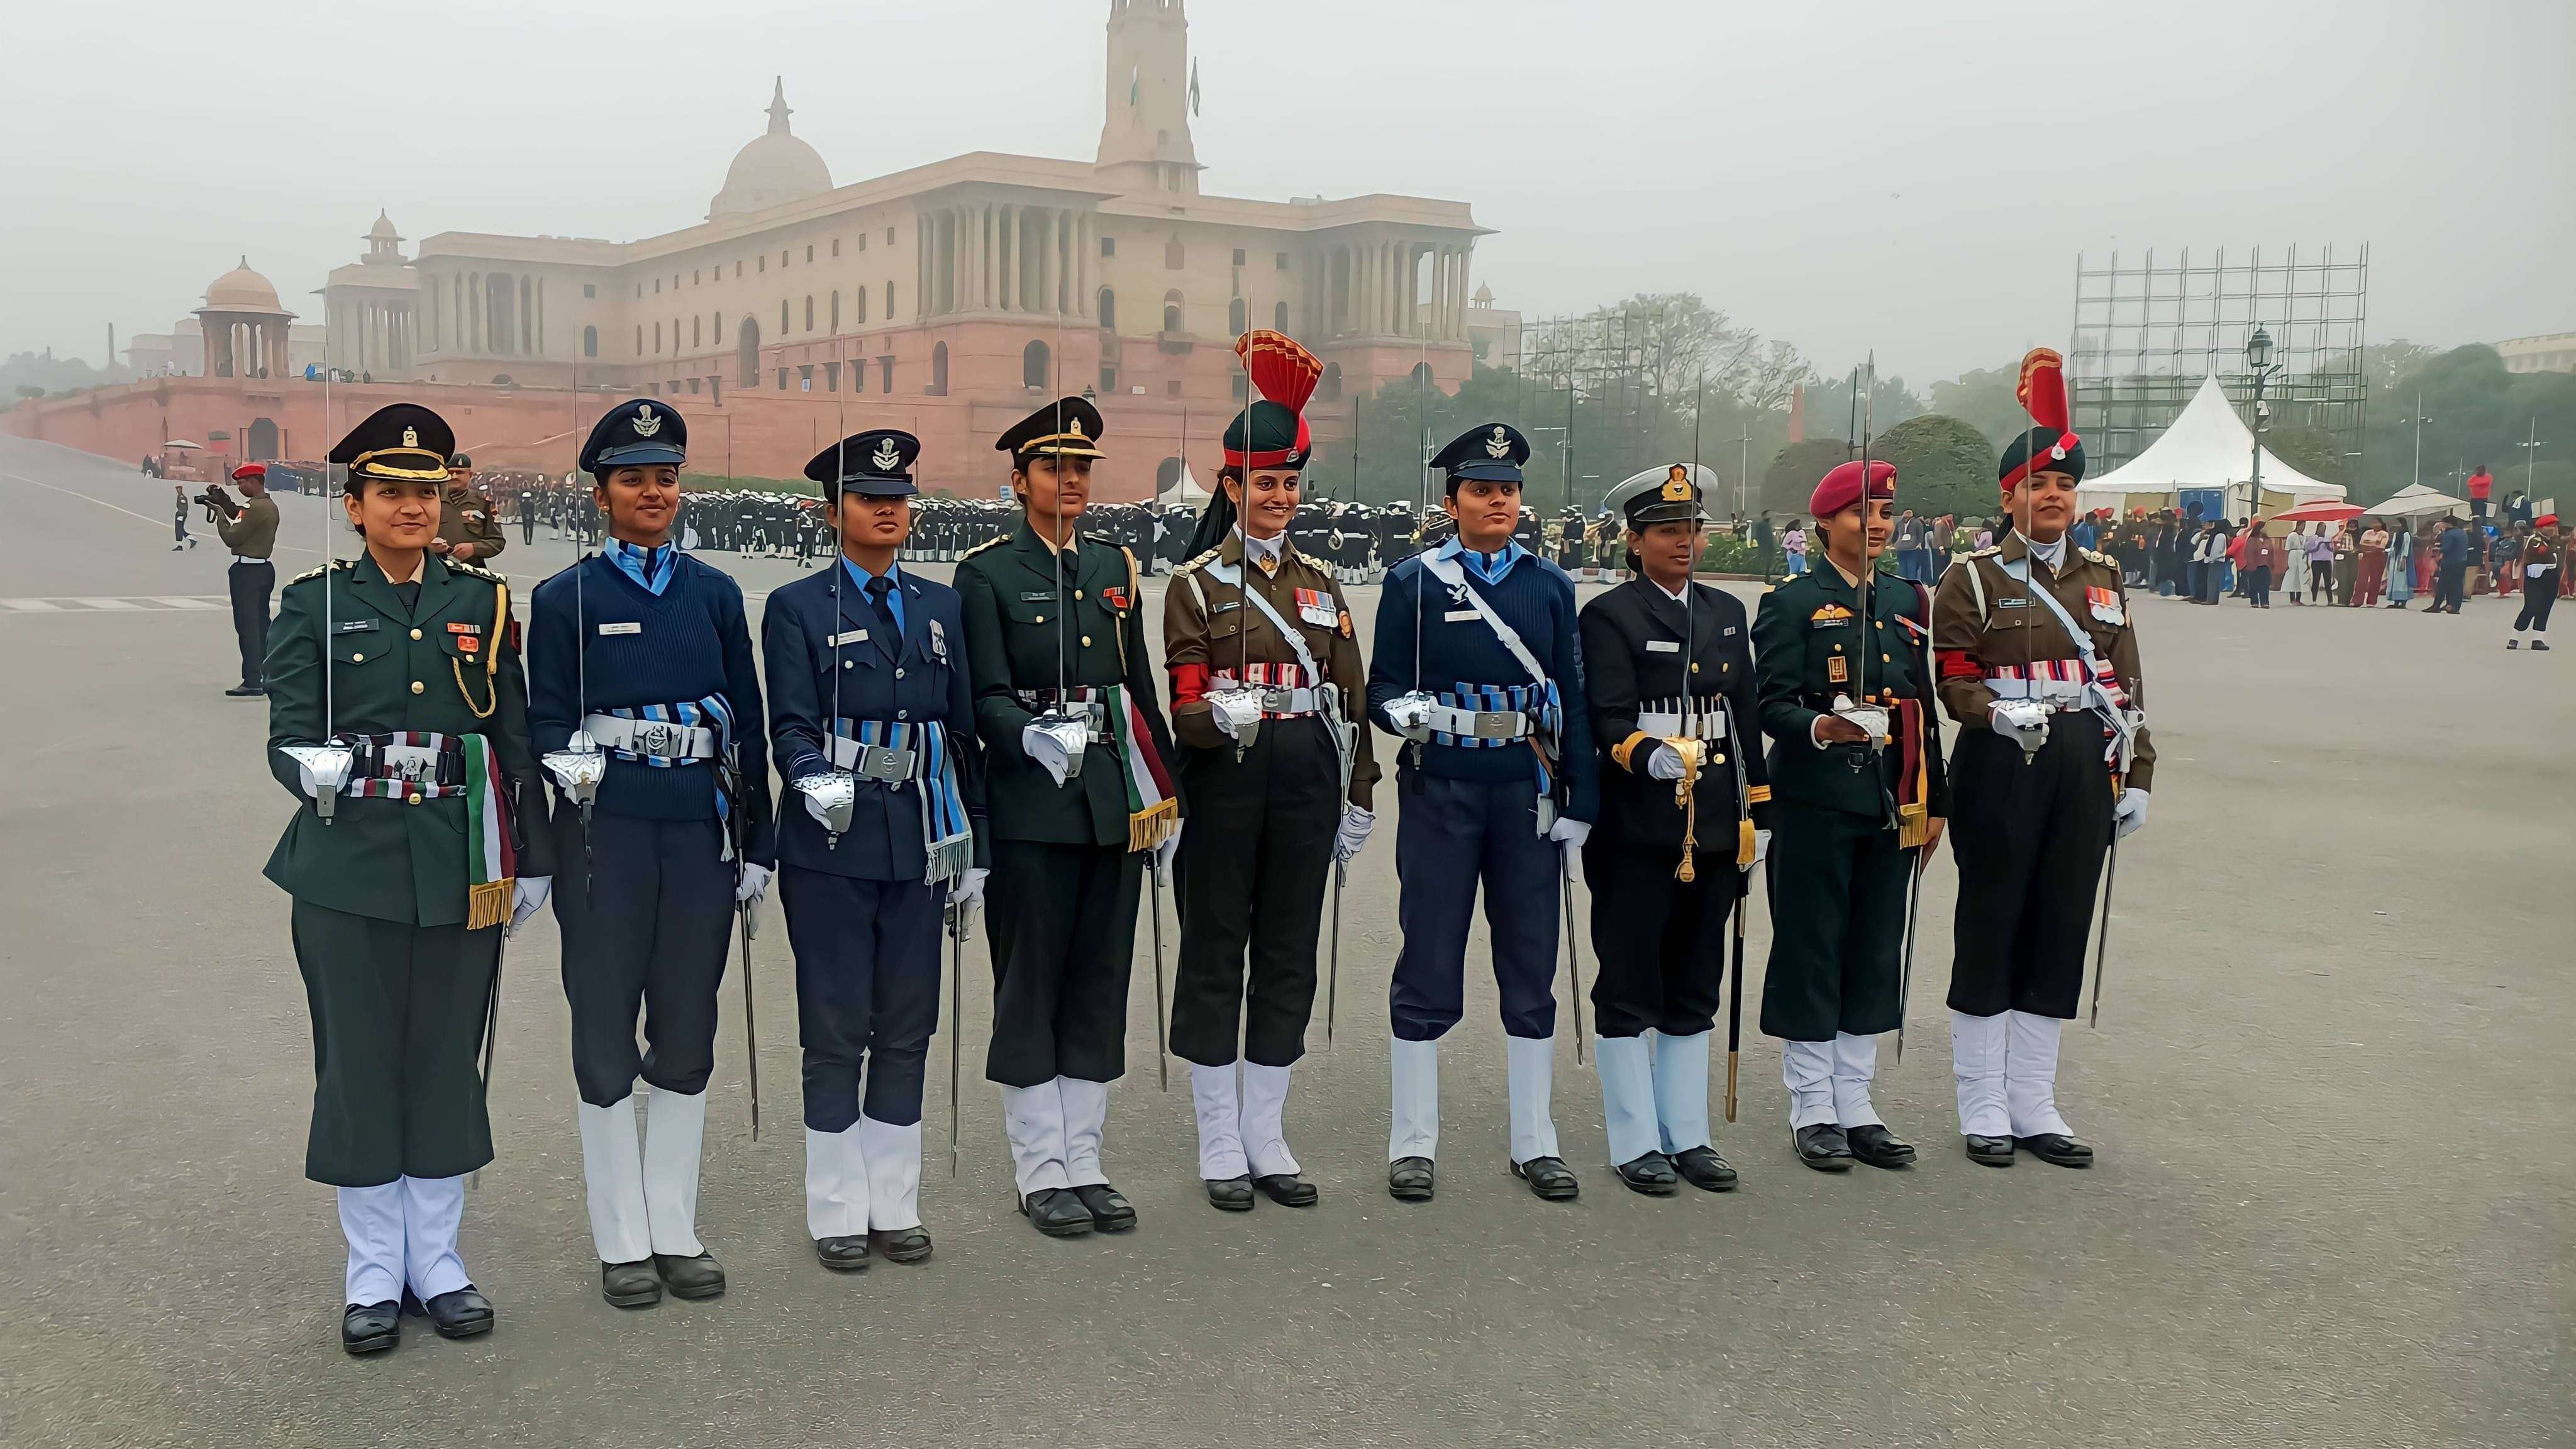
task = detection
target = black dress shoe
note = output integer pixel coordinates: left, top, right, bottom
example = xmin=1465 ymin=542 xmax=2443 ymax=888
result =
xmin=1254 ymin=1173 xmax=1319 ymax=1207
xmin=225 ymin=684 xmax=265 ymax=697
xmin=1793 ymin=1124 xmax=1854 ymax=1171
xmin=1670 ymin=1145 xmax=1738 ymax=1192
xmin=1845 ymin=1124 xmax=1917 ymax=1170
xmin=653 ymin=1252 xmax=727 ymax=1300
xmin=600 ymin=1259 xmax=662 ymax=1307
xmin=421 ymin=1286 xmax=493 ymax=1339
xmin=814 ymin=1235 xmax=872 ymax=1272
xmin=871 ymin=1227 xmax=933 ymax=1263
xmin=1019 ymin=1187 xmax=1095 ymax=1237
xmin=1204 ymin=1175 xmax=1256 ymax=1212
xmin=1071 ymin=1183 xmax=1136 ymax=1233
xmin=1387 ymin=1157 xmax=1435 ymax=1201
xmin=2016 ymin=1133 xmax=2096 ymax=1168
xmin=341 ymin=1300 xmax=400 ymax=1355
xmin=1964 ymin=1134 xmax=2016 ymax=1167
xmin=1614 ymin=1151 xmax=1679 ymax=1196
xmin=1511 ymin=1155 xmax=1580 ymax=1201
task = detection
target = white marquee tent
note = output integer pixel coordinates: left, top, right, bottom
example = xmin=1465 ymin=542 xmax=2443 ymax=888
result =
xmin=2077 ymin=375 xmax=2346 ymax=516
xmin=2365 ymin=482 xmax=2471 ymax=519
xmin=1155 ymin=462 xmax=1215 ymax=509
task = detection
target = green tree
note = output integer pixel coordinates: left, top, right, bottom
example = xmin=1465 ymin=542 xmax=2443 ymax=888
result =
xmin=2259 ymin=425 xmax=2347 ymax=489
xmin=1762 ymin=437 xmax=1855 ymax=516
xmin=1874 ymin=413 xmax=1994 ymax=521
xmin=1928 ymin=364 xmax=2035 ymax=447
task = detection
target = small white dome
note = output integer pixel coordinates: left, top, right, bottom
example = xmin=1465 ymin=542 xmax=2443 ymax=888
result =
xmin=204 ymin=257 xmax=282 ymax=311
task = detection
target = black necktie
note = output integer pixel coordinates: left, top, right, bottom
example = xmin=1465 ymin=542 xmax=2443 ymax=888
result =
xmin=865 ymin=575 xmax=899 ymax=640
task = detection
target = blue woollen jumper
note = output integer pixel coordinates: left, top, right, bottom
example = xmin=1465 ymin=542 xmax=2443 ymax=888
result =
xmin=1366 ymin=543 xmax=1597 ymax=823
xmin=528 ymin=550 xmax=776 ymax=861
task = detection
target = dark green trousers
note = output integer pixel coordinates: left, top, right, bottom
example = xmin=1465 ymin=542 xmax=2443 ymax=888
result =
xmin=291 ymin=899 xmax=498 ymax=1187
xmin=1757 ymin=801 xmax=1914 ymax=1041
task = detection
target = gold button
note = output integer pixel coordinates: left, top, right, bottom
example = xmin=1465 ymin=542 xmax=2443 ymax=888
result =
xmin=1081 ymin=635 xmax=1093 ymax=647
xmin=1832 ymin=643 xmax=1843 ymax=652
xmin=1034 ymin=614 xmax=1045 ymax=624
xmin=1075 ymin=589 xmax=1085 ymax=599
xmin=1690 ymin=662 xmax=1701 ymax=674
xmin=1714 ymin=753 xmax=1726 ymax=765
xmin=411 ymin=681 xmax=425 ymax=694
xmin=350 ymin=652 xmax=364 ymax=662
xmin=406 ymin=792 xmax=423 ymax=806
xmin=410 ymin=628 xmax=423 ymax=640
xmin=1884 ymin=653 xmax=1892 ymax=662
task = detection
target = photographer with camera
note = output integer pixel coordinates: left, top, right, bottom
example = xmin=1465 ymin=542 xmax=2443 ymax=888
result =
xmin=207 ymin=462 xmax=280 ymax=696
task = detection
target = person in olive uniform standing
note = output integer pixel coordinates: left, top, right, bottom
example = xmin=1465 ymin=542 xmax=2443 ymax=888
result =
xmin=955 ymin=397 xmax=1180 ymax=1239
xmin=1754 ymin=460 xmax=1948 ymax=1172
xmin=1162 ymin=332 xmax=1379 ymax=1213
xmin=528 ymin=400 xmax=775 ymax=1308
xmin=262 ymin=402 xmax=552 ymax=1353
xmin=214 ymin=460 xmax=281 ymax=696
xmin=1579 ymin=466 xmax=1770 ymax=1196
xmin=765 ymin=428 xmax=987 ymax=1272
xmin=1931 ymin=348 xmax=2152 ymax=1169
xmin=435 ymin=452 xmax=506 ymax=566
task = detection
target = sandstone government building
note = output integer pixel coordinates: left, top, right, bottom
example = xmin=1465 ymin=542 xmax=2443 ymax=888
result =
xmin=18 ymin=1 xmax=1512 ymax=498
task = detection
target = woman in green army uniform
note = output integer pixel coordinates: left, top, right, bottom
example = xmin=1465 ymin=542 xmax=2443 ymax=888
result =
xmin=262 ymin=403 xmax=552 ymax=1353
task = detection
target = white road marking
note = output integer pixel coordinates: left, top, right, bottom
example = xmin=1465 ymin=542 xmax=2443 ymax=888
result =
xmin=2 ymin=598 xmax=64 ymax=611
xmin=0 ymin=596 xmax=230 ymax=613
xmin=66 ymin=597 xmax=143 ymax=609
xmin=148 ymin=596 xmax=224 ymax=609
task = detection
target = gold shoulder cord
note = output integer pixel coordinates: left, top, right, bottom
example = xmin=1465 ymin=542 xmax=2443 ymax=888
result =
xmin=453 ymin=578 xmax=506 ymax=719
xmin=1116 ymin=545 xmax=1140 ymax=675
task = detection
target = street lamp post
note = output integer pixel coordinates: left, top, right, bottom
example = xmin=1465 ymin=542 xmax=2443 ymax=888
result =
xmin=2521 ymin=417 xmax=2550 ymax=510
xmin=2408 ymin=391 xmax=2431 ymax=491
xmin=2243 ymin=326 xmax=2285 ymax=523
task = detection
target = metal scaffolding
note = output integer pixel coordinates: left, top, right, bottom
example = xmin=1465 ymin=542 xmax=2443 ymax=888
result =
xmin=2067 ymin=243 xmax=2370 ymax=477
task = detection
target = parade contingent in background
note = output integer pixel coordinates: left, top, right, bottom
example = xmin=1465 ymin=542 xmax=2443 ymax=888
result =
xmin=258 ymin=343 xmax=2154 ymax=1355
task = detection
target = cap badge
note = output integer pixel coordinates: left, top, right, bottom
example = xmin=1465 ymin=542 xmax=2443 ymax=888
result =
xmin=633 ymin=405 xmax=662 ymax=438
xmin=1662 ymin=464 xmax=1692 ymax=502
xmin=1070 ymin=418 xmax=1087 ymax=439
xmin=401 ymin=427 xmax=418 ymax=448
xmin=871 ymin=439 xmax=903 ymax=472
xmin=1485 ymin=426 xmax=1511 ymax=459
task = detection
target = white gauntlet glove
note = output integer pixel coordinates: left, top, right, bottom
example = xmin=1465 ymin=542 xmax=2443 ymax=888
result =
xmin=951 ymin=867 xmax=989 ymax=909
xmin=1209 ymin=689 xmax=1265 ymax=741
xmin=1989 ymin=699 xmax=2051 ymax=753
xmin=1548 ymin=816 xmax=1591 ymax=883
xmin=2113 ymin=787 xmax=2150 ymax=840
xmin=1333 ymin=804 xmax=1375 ymax=863
xmin=1384 ymin=691 xmax=1436 ymax=743
xmin=506 ymin=876 xmax=552 ymax=936
xmin=1645 ymin=743 xmax=1687 ymax=782
xmin=1021 ymin=721 xmax=1077 ymax=787
xmin=1151 ymin=821 xmax=1183 ymax=879
xmin=735 ymin=862 xmax=774 ymax=908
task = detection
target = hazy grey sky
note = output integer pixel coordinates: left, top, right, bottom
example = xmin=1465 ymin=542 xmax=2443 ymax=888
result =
xmin=4 ymin=0 xmax=2567 ymax=385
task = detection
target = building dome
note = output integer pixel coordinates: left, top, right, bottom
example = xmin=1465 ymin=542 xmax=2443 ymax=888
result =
xmin=367 ymin=210 xmax=401 ymax=242
xmin=204 ymin=257 xmax=282 ymax=312
xmin=709 ymin=78 xmax=831 ymax=219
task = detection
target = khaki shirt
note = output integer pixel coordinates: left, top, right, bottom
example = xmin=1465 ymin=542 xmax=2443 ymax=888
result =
xmin=436 ymin=484 xmax=508 ymax=565
xmin=214 ymin=492 xmax=279 ymax=559
xmin=1164 ymin=532 xmax=1379 ymax=811
xmin=1930 ymin=531 xmax=2156 ymax=791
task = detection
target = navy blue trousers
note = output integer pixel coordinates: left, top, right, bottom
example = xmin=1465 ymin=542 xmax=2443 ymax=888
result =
xmin=552 ymin=811 xmax=733 ymax=1108
xmin=781 ymin=867 xmax=946 ymax=1131
xmin=1390 ymin=772 xmax=1561 ymax=1042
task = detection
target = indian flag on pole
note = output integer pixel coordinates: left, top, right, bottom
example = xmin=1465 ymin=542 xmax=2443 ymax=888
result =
xmin=460 ymin=733 xmax=518 ymax=930
xmin=1109 ymin=685 xmax=1179 ymax=853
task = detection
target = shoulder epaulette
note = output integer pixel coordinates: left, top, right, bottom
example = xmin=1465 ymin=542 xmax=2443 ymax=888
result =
xmin=290 ymin=560 xmax=352 ymax=584
xmin=1970 ymin=545 xmax=2001 ymax=558
xmin=957 ymin=536 xmax=1009 ymax=562
xmin=2081 ymin=547 xmax=2114 ymax=567
xmin=448 ymin=561 xmax=505 ymax=583
xmin=1173 ymin=548 xmax=1221 ymax=577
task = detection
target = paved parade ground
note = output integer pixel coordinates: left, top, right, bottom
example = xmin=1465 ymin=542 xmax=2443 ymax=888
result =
xmin=1 ymin=431 xmax=2567 ymax=1448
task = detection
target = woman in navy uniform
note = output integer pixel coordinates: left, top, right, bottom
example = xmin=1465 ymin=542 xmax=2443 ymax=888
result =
xmin=528 ymin=400 xmax=775 ymax=1307
xmin=264 ymin=403 xmax=552 ymax=1352
xmin=764 ymin=430 xmax=985 ymax=1270
xmin=1578 ymin=466 xmax=1769 ymax=1195
xmin=954 ymin=397 xmax=1180 ymax=1239
xmin=1753 ymin=460 xmax=1947 ymax=1172
xmin=1367 ymin=422 xmax=1597 ymax=1204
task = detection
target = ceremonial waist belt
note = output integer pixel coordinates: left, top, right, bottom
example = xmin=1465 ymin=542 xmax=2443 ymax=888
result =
xmin=1211 ymin=662 xmax=1323 ymax=718
xmin=584 ymin=708 xmax=723 ymax=763
xmin=340 ymin=731 xmax=467 ymax=797
xmin=1013 ymin=688 xmax=1109 ymax=743
xmin=824 ymin=718 xmax=972 ymax=883
xmin=1636 ymin=697 xmax=1728 ymax=741
xmin=1981 ymin=661 xmax=2096 ymax=709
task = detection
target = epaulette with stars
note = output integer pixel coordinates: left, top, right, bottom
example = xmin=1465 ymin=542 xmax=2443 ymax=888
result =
xmin=1970 ymin=545 xmax=2002 ymax=558
xmin=448 ymin=560 xmax=506 ymax=584
xmin=957 ymin=536 xmax=1009 ymax=561
xmin=291 ymin=559 xmax=353 ymax=584
xmin=1172 ymin=547 xmax=1222 ymax=577
xmin=2080 ymin=547 xmax=2115 ymax=567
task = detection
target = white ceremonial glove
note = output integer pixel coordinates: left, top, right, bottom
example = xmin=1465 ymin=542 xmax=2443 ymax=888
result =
xmin=1548 ymin=816 xmax=1591 ymax=883
xmin=1645 ymin=743 xmax=1687 ymax=782
xmin=952 ymin=867 xmax=989 ymax=909
xmin=2114 ymin=787 xmax=2151 ymax=840
xmin=296 ymin=762 xmax=331 ymax=799
xmin=1384 ymin=691 xmax=1436 ymax=742
xmin=1333 ymin=804 xmax=1375 ymax=863
xmin=1021 ymin=722 xmax=1075 ymax=787
xmin=507 ymin=876 xmax=552 ymax=936
xmin=801 ymin=787 xmax=835 ymax=825
xmin=1749 ymin=828 xmax=1772 ymax=869
xmin=1152 ymin=822 xmax=1184 ymax=879
xmin=1989 ymin=699 xmax=2051 ymax=753
xmin=735 ymin=862 xmax=774 ymax=908
xmin=1209 ymin=689 xmax=1265 ymax=741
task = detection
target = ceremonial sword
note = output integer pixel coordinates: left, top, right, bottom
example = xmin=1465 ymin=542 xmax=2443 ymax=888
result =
xmin=2089 ymin=826 xmax=2119 ymax=1028
xmin=947 ymin=896 xmax=970 ymax=1175
xmin=1324 ymin=860 xmax=1344 ymax=1052
xmin=1146 ymin=859 xmax=1170 ymax=1092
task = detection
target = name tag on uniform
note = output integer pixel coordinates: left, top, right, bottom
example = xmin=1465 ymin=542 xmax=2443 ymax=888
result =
xmin=333 ymin=618 xmax=378 ymax=634
xmin=828 ymin=628 xmax=869 ymax=647
xmin=1996 ymin=597 xmax=2030 ymax=609
xmin=1443 ymin=609 xmax=1480 ymax=623
xmin=599 ymin=621 xmax=642 ymax=636
xmin=1018 ymin=590 xmax=1053 ymax=602
xmin=1211 ymin=599 xmax=1243 ymax=614
xmin=1294 ymin=588 xmax=1337 ymax=627
xmin=1723 ymin=626 xmax=1739 ymax=636
xmin=1646 ymin=640 xmax=1681 ymax=653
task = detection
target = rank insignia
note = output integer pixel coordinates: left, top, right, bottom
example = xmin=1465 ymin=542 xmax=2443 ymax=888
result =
xmin=1809 ymin=603 xmax=1855 ymax=628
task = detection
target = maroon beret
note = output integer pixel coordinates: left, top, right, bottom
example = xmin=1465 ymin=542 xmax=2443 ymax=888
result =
xmin=1809 ymin=459 xmax=1896 ymax=518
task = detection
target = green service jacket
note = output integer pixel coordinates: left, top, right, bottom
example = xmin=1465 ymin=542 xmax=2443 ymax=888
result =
xmin=1752 ymin=564 xmax=1949 ymax=823
xmin=955 ymin=519 xmax=1178 ymax=848
xmin=262 ymin=553 xmax=552 ymax=925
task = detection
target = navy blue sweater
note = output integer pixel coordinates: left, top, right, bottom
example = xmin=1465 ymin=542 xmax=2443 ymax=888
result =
xmin=528 ymin=551 xmax=775 ymax=862
xmin=1366 ymin=547 xmax=1597 ymax=823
